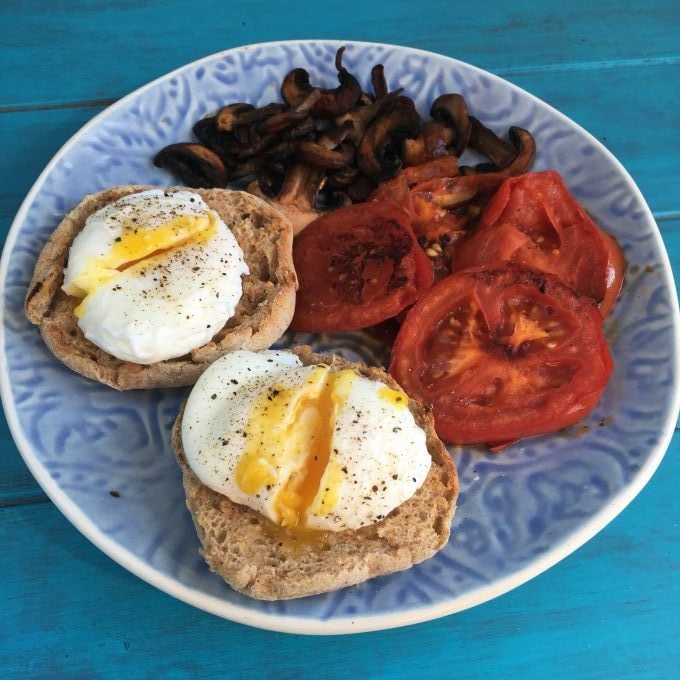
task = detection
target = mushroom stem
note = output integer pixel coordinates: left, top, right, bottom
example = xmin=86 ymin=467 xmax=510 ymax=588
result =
xmin=253 ymin=163 xmax=326 ymax=234
xmin=277 ymin=163 xmax=323 ymax=207
xmin=371 ymin=64 xmax=388 ymax=99
xmin=468 ymin=116 xmax=515 ymax=166
xmin=501 ymin=127 xmax=536 ymax=175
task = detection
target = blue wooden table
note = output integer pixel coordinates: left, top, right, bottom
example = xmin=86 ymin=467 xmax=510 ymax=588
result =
xmin=2 ymin=2 xmax=679 ymax=677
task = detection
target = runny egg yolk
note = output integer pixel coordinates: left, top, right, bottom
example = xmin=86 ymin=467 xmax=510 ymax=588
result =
xmin=377 ymin=385 xmax=408 ymax=408
xmin=63 ymin=213 xmax=217 ymax=317
xmin=235 ymin=367 xmax=359 ymax=529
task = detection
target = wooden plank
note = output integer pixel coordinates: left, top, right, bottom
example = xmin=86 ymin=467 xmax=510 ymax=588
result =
xmin=0 ymin=443 xmax=677 ymax=678
xmin=508 ymin=65 xmax=680 ymax=218
xmin=659 ymin=216 xmax=680 ymax=254
xmin=2 ymin=0 xmax=679 ymax=108
xmin=0 ymin=107 xmax=105 ymax=226
xmin=0 ymin=62 xmax=678 ymax=236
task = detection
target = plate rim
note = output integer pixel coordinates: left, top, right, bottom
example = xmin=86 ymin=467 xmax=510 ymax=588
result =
xmin=1 ymin=38 xmax=679 ymax=635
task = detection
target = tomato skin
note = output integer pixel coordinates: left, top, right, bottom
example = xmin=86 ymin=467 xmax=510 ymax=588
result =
xmin=598 ymin=230 xmax=626 ymax=318
xmin=412 ymin=236 xmax=435 ymax=294
xmin=389 ymin=264 xmax=614 ymax=445
xmin=453 ymin=171 xmax=625 ymax=315
xmin=290 ymin=202 xmax=428 ymax=332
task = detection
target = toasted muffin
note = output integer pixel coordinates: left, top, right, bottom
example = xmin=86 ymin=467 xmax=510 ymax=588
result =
xmin=25 ymin=186 xmax=297 ymax=390
xmin=172 ymin=346 xmax=458 ymax=601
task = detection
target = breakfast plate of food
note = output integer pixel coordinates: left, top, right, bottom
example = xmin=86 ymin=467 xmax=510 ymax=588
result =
xmin=1 ymin=40 xmax=678 ymax=634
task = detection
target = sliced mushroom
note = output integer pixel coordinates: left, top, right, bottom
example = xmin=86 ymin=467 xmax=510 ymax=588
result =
xmin=424 ymin=121 xmax=456 ymax=157
xmin=501 ymin=127 xmax=536 ymax=175
xmin=296 ymin=141 xmax=355 ymax=169
xmin=280 ymin=116 xmax=317 ymax=140
xmin=430 ymin=94 xmax=471 ymax=156
xmin=249 ymin=163 xmax=326 ymax=234
xmin=192 ymin=116 xmax=238 ymax=161
xmin=469 ymin=124 xmax=536 ymax=175
xmin=293 ymin=120 xmax=355 ymax=169
xmin=358 ymin=91 xmax=375 ymax=107
xmin=468 ymin=116 xmax=515 ymax=166
xmin=232 ymin=130 xmax=280 ymax=159
xmin=357 ymin=96 xmax=422 ymax=180
xmin=154 ymin=46 xmax=537 ymax=216
xmin=474 ymin=162 xmax=497 ymax=173
xmin=403 ymin=121 xmax=456 ymax=166
xmin=335 ymin=90 xmax=401 ymax=144
xmin=153 ymin=143 xmax=228 ymax=188
xmin=402 ymin=136 xmax=427 ymax=166
xmin=230 ymin=140 xmax=296 ymax=179
xmin=215 ymin=103 xmax=284 ymax=134
xmin=214 ymin=103 xmax=256 ymax=132
xmin=258 ymin=90 xmax=321 ymax=134
xmin=280 ymin=47 xmax=361 ymax=118
xmin=236 ymin=120 xmax=273 ymax=149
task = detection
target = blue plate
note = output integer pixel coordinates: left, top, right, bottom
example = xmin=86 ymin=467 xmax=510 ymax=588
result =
xmin=1 ymin=40 xmax=678 ymax=634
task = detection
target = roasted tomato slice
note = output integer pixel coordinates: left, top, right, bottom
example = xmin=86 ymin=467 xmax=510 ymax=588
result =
xmin=453 ymin=171 xmax=625 ymax=315
xmin=389 ymin=265 xmax=614 ymax=445
xmin=290 ymin=202 xmax=431 ymax=332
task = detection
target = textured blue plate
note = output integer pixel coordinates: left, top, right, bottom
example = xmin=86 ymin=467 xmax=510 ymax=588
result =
xmin=1 ymin=41 xmax=678 ymax=634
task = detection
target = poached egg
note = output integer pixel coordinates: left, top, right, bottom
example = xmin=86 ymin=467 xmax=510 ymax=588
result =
xmin=62 ymin=189 xmax=248 ymax=364
xmin=181 ymin=350 xmax=432 ymax=532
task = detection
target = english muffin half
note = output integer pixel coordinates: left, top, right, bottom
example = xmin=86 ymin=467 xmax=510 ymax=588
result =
xmin=25 ymin=186 xmax=297 ymax=389
xmin=173 ymin=347 xmax=458 ymax=601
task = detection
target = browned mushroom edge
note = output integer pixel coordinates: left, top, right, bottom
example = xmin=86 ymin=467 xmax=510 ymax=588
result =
xmin=153 ymin=143 xmax=228 ymax=188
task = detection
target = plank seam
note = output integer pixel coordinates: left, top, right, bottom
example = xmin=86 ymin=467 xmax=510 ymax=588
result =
xmin=0 ymin=98 xmax=117 ymax=114
xmin=653 ymin=211 xmax=680 ymax=223
xmin=0 ymin=494 xmax=50 ymax=509
xmin=1 ymin=54 xmax=678 ymax=113
xmin=496 ymin=54 xmax=680 ymax=77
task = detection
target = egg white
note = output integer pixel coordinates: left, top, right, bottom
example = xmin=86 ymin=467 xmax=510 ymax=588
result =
xmin=181 ymin=350 xmax=431 ymax=532
xmin=62 ymin=189 xmax=248 ymax=364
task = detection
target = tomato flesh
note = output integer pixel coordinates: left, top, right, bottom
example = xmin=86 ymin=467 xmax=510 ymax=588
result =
xmin=453 ymin=171 xmax=625 ymax=315
xmin=389 ymin=265 xmax=614 ymax=445
xmin=291 ymin=202 xmax=429 ymax=332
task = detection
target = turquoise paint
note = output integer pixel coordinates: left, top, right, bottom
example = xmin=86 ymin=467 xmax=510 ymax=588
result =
xmin=2 ymin=0 xmax=679 ymax=107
